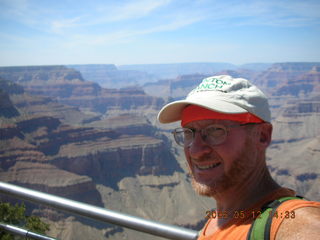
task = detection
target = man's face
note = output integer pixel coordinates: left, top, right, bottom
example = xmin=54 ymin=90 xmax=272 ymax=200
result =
xmin=183 ymin=119 xmax=258 ymax=197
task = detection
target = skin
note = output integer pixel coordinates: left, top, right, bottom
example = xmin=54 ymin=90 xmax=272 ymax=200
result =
xmin=275 ymin=207 xmax=320 ymax=240
xmin=183 ymin=119 xmax=320 ymax=239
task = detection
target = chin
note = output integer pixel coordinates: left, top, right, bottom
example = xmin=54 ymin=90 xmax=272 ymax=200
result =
xmin=191 ymin=177 xmax=224 ymax=197
xmin=192 ymin=180 xmax=217 ymax=197
xmin=191 ymin=170 xmax=239 ymax=197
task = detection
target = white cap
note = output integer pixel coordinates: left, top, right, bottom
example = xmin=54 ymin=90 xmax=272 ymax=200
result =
xmin=157 ymin=75 xmax=271 ymax=123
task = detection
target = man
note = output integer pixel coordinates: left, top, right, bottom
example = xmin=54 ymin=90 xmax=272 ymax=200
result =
xmin=157 ymin=75 xmax=320 ymax=240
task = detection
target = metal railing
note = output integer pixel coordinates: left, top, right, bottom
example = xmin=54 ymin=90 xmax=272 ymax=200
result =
xmin=0 ymin=222 xmax=57 ymax=240
xmin=0 ymin=181 xmax=199 ymax=240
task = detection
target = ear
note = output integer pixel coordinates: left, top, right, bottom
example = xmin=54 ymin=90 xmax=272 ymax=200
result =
xmin=258 ymin=123 xmax=273 ymax=149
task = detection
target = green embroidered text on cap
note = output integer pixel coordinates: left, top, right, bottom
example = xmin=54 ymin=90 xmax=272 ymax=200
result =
xmin=191 ymin=77 xmax=232 ymax=93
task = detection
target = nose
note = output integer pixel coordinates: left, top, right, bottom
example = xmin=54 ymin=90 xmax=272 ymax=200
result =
xmin=187 ymin=131 xmax=212 ymax=159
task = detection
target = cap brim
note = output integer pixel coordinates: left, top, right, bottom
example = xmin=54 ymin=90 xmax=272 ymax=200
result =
xmin=157 ymin=98 xmax=248 ymax=124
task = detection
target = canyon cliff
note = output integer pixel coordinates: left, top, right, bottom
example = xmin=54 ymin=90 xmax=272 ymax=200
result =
xmin=0 ymin=74 xmax=197 ymax=240
xmin=0 ymin=63 xmax=319 ymax=240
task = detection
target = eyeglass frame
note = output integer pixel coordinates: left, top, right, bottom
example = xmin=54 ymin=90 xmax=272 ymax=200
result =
xmin=171 ymin=122 xmax=258 ymax=147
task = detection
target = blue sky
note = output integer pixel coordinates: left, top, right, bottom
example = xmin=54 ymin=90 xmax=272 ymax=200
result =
xmin=0 ymin=0 xmax=319 ymax=66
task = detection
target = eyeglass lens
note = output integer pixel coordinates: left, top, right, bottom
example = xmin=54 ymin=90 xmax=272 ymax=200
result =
xmin=173 ymin=125 xmax=228 ymax=147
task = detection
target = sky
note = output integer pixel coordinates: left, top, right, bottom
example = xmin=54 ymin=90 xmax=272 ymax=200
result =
xmin=0 ymin=0 xmax=320 ymax=66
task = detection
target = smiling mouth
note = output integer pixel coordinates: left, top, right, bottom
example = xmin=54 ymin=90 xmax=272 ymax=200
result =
xmin=196 ymin=162 xmax=221 ymax=170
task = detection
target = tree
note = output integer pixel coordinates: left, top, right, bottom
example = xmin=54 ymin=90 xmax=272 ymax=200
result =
xmin=0 ymin=201 xmax=50 ymax=240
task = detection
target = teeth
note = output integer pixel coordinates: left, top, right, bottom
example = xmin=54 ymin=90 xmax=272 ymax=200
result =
xmin=197 ymin=163 xmax=220 ymax=170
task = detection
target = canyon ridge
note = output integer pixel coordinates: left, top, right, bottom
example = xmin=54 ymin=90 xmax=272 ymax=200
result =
xmin=0 ymin=62 xmax=319 ymax=240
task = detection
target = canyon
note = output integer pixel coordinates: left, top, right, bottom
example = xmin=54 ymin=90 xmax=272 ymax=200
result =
xmin=0 ymin=62 xmax=319 ymax=239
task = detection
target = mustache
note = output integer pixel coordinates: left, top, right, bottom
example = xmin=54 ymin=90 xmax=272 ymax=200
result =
xmin=189 ymin=152 xmax=222 ymax=164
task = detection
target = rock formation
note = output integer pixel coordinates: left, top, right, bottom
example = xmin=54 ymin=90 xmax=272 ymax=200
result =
xmin=0 ymin=77 xmax=186 ymax=239
xmin=0 ymin=63 xmax=319 ymax=240
xmin=0 ymin=66 xmax=165 ymax=115
xmin=68 ymin=64 xmax=155 ymax=89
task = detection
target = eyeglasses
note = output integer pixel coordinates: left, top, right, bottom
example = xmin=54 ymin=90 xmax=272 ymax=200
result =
xmin=172 ymin=123 xmax=256 ymax=147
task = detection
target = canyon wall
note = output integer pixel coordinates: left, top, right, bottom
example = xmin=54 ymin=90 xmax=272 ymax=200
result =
xmin=0 ymin=63 xmax=319 ymax=239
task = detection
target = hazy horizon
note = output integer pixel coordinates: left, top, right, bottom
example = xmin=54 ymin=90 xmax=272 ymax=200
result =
xmin=2 ymin=61 xmax=320 ymax=69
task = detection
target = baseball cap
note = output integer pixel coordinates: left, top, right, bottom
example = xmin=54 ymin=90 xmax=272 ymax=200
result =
xmin=157 ymin=75 xmax=271 ymax=124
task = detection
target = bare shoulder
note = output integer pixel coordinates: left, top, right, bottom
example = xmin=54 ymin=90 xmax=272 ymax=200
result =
xmin=276 ymin=206 xmax=320 ymax=240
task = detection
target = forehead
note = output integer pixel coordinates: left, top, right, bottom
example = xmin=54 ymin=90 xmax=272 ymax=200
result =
xmin=184 ymin=119 xmax=239 ymax=128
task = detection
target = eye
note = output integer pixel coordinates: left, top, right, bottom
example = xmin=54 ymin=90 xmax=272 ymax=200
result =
xmin=206 ymin=126 xmax=225 ymax=138
xmin=183 ymin=129 xmax=193 ymax=140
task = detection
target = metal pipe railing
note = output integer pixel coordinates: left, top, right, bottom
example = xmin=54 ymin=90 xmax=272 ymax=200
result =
xmin=0 ymin=222 xmax=57 ymax=240
xmin=0 ymin=181 xmax=199 ymax=240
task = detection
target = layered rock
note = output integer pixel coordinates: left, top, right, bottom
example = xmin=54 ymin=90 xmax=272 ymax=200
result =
xmin=23 ymin=81 xmax=102 ymax=98
xmin=0 ymin=112 xmax=178 ymax=189
xmin=272 ymin=97 xmax=320 ymax=142
xmin=0 ymin=80 xmax=181 ymax=202
xmin=253 ymin=62 xmax=320 ymax=92
xmin=0 ymin=91 xmax=20 ymax=118
xmin=0 ymin=78 xmax=23 ymax=117
xmin=119 ymin=62 xmax=237 ymax=79
xmin=0 ymin=77 xmax=24 ymax=94
xmin=268 ymin=93 xmax=320 ymax=200
xmin=0 ymin=66 xmax=165 ymax=115
xmin=0 ymin=65 xmax=85 ymax=83
xmin=10 ymin=93 xmax=99 ymax=125
xmin=268 ymin=137 xmax=320 ymax=200
xmin=0 ymin=116 xmax=103 ymax=206
xmin=59 ymin=87 xmax=165 ymax=114
xmin=52 ymin=135 xmax=179 ymax=189
xmin=1 ymin=63 xmax=320 ymax=240
xmin=87 ymin=113 xmax=156 ymax=136
xmin=0 ymin=161 xmax=102 ymax=205
xmin=143 ymin=74 xmax=209 ymax=99
xmin=274 ymin=66 xmax=320 ymax=97
xmin=69 ymin=64 xmax=155 ymax=88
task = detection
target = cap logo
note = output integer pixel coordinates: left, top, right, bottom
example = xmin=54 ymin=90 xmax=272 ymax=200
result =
xmin=190 ymin=77 xmax=232 ymax=95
